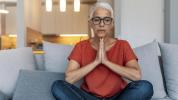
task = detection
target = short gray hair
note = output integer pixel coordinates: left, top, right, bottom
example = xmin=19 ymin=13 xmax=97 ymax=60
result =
xmin=89 ymin=2 xmax=114 ymax=20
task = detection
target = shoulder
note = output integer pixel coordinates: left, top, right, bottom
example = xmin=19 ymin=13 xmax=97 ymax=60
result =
xmin=116 ymin=39 xmax=130 ymax=46
xmin=75 ymin=39 xmax=89 ymax=46
xmin=74 ymin=39 xmax=90 ymax=49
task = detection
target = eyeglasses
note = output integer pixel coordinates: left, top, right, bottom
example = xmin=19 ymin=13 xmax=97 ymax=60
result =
xmin=91 ymin=17 xmax=113 ymax=25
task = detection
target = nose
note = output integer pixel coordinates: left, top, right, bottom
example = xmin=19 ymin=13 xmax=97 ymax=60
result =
xmin=99 ymin=20 xmax=104 ymax=27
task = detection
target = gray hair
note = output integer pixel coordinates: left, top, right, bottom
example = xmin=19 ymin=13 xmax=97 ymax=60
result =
xmin=89 ymin=2 xmax=114 ymax=20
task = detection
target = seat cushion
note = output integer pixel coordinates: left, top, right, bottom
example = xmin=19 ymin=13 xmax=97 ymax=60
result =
xmin=43 ymin=41 xmax=73 ymax=72
xmin=13 ymin=70 xmax=82 ymax=100
xmin=0 ymin=47 xmax=36 ymax=98
xmin=0 ymin=91 xmax=8 ymax=100
xmin=134 ymin=41 xmax=167 ymax=98
xmin=159 ymin=43 xmax=178 ymax=100
xmin=151 ymin=98 xmax=172 ymax=100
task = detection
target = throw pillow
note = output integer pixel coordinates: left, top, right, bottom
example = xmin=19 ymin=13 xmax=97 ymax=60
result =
xmin=134 ymin=41 xmax=167 ymax=98
xmin=0 ymin=47 xmax=36 ymax=98
xmin=43 ymin=41 xmax=73 ymax=72
xmin=159 ymin=43 xmax=178 ymax=99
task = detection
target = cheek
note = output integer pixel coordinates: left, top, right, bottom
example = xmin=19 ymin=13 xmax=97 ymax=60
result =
xmin=106 ymin=26 xmax=113 ymax=32
xmin=91 ymin=26 xmax=98 ymax=32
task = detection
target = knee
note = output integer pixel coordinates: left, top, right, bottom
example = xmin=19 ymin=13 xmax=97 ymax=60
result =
xmin=51 ymin=80 xmax=65 ymax=94
xmin=136 ymin=80 xmax=154 ymax=97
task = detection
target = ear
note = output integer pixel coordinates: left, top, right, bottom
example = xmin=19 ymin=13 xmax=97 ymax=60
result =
xmin=88 ymin=20 xmax=93 ymax=28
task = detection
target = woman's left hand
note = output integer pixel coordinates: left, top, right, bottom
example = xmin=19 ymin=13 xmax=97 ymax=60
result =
xmin=99 ymin=38 xmax=109 ymax=64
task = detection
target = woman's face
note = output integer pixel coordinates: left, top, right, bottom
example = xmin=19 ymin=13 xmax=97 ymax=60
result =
xmin=89 ymin=8 xmax=114 ymax=38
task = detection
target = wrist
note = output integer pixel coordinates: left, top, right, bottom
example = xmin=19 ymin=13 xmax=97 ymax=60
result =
xmin=103 ymin=60 xmax=110 ymax=66
xmin=93 ymin=60 xmax=100 ymax=66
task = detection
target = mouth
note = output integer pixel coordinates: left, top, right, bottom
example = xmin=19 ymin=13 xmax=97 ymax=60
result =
xmin=96 ymin=29 xmax=107 ymax=38
xmin=97 ymin=29 xmax=106 ymax=33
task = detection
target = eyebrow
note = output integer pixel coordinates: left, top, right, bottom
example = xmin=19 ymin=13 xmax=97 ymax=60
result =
xmin=92 ymin=16 xmax=112 ymax=18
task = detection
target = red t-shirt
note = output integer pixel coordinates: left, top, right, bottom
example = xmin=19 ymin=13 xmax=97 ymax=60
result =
xmin=68 ymin=39 xmax=138 ymax=98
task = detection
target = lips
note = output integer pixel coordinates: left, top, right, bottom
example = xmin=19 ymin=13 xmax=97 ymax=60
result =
xmin=96 ymin=30 xmax=106 ymax=38
xmin=97 ymin=29 xmax=106 ymax=33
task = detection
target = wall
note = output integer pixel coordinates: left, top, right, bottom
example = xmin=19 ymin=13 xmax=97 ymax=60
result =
xmin=165 ymin=0 xmax=178 ymax=44
xmin=170 ymin=0 xmax=178 ymax=44
xmin=24 ymin=0 xmax=42 ymax=31
xmin=117 ymin=0 xmax=164 ymax=48
xmin=0 ymin=15 xmax=1 ymax=34
xmin=5 ymin=0 xmax=41 ymax=34
xmin=41 ymin=4 xmax=89 ymax=34
xmin=16 ymin=0 xmax=41 ymax=47
xmin=6 ymin=6 xmax=17 ymax=34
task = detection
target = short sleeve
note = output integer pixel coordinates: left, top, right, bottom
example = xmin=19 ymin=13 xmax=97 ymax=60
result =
xmin=123 ymin=41 xmax=138 ymax=65
xmin=68 ymin=43 xmax=82 ymax=65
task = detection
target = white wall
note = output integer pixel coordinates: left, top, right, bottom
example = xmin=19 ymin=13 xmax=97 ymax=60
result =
xmin=0 ymin=15 xmax=1 ymax=34
xmin=118 ymin=0 xmax=164 ymax=47
xmin=24 ymin=0 xmax=41 ymax=31
xmin=6 ymin=6 xmax=17 ymax=34
xmin=5 ymin=0 xmax=41 ymax=35
xmin=170 ymin=0 xmax=178 ymax=44
xmin=16 ymin=0 xmax=41 ymax=47
xmin=41 ymin=4 xmax=89 ymax=34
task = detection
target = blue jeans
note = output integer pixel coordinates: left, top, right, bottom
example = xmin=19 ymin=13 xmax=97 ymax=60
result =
xmin=51 ymin=80 xmax=153 ymax=100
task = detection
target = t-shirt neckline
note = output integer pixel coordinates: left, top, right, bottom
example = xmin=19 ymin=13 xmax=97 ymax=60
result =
xmin=87 ymin=38 xmax=118 ymax=53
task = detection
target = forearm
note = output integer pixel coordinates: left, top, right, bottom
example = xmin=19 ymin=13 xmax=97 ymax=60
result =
xmin=103 ymin=61 xmax=141 ymax=81
xmin=65 ymin=61 xmax=99 ymax=84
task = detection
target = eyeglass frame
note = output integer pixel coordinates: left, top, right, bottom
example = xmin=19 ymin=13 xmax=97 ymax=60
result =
xmin=90 ymin=16 xmax=113 ymax=25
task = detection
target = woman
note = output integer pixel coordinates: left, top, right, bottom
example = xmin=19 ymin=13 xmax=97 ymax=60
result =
xmin=51 ymin=2 xmax=153 ymax=100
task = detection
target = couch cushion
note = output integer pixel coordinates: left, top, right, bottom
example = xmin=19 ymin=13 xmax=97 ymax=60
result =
xmin=0 ymin=91 xmax=8 ymax=100
xmin=151 ymin=98 xmax=171 ymax=100
xmin=43 ymin=41 xmax=73 ymax=72
xmin=159 ymin=43 xmax=178 ymax=100
xmin=0 ymin=47 xmax=36 ymax=98
xmin=134 ymin=41 xmax=167 ymax=98
xmin=13 ymin=70 xmax=169 ymax=100
xmin=13 ymin=70 xmax=82 ymax=100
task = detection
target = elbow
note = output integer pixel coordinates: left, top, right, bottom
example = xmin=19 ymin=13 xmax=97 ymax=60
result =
xmin=65 ymin=77 xmax=73 ymax=84
xmin=135 ymin=74 xmax=141 ymax=81
xmin=134 ymin=71 xmax=141 ymax=81
xmin=65 ymin=72 xmax=74 ymax=84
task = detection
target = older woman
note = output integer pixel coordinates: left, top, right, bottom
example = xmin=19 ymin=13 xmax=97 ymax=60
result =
xmin=51 ymin=2 xmax=153 ymax=100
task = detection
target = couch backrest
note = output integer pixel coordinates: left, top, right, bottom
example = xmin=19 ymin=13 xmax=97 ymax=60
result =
xmin=34 ymin=54 xmax=45 ymax=70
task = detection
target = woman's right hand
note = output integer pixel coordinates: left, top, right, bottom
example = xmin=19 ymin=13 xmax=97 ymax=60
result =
xmin=94 ymin=38 xmax=103 ymax=65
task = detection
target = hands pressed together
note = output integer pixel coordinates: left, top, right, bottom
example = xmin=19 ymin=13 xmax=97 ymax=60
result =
xmin=95 ymin=38 xmax=109 ymax=65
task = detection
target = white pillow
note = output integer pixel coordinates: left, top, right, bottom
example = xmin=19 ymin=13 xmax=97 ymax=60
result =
xmin=134 ymin=41 xmax=167 ymax=98
xmin=0 ymin=47 xmax=36 ymax=98
xmin=159 ymin=43 xmax=178 ymax=99
xmin=43 ymin=41 xmax=73 ymax=72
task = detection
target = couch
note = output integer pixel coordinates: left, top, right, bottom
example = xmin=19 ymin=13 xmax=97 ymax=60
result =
xmin=0 ymin=40 xmax=178 ymax=100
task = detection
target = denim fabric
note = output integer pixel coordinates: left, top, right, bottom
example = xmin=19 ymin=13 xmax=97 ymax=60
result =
xmin=51 ymin=80 xmax=153 ymax=100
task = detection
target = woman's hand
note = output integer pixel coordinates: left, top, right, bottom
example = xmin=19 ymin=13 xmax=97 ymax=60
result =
xmin=95 ymin=38 xmax=109 ymax=65
xmin=100 ymin=38 xmax=109 ymax=64
xmin=94 ymin=39 xmax=102 ymax=65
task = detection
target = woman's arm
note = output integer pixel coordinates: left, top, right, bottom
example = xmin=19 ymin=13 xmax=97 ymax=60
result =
xmin=100 ymin=38 xmax=141 ymax=81
xmin=65 ymin=40 xmax=103 ymax=84
xmin=103 ymin=60 xmax=141 ymax=81
xmin=65 ymin=59 xmax=99 ymax=84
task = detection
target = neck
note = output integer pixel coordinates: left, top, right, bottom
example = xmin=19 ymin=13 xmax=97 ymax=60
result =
xmin=91 ymin=36 xmax=114 ymax=46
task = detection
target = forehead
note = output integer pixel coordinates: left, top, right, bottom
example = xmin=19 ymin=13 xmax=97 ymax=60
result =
xmin=93 ymin=8 xmax=111 ymax=17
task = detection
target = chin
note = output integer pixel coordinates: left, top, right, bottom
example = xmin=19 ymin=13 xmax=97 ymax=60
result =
xmin=96 ymin=34 xmax=106 ymax=38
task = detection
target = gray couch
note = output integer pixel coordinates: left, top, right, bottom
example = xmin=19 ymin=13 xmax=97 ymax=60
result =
xmin=0 ymin=41 xmax=178 ymax=100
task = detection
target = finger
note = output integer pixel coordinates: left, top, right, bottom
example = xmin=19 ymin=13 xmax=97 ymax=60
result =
xmin=100 ymin=38 xmax=104 ymax=49
xmin=100 ymin=38 xmax=102 ymax=48
xmin=100 ymin=38 xmax=104 ymax=45
xmin=100 ymin=41 xmax=102 ymax=55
